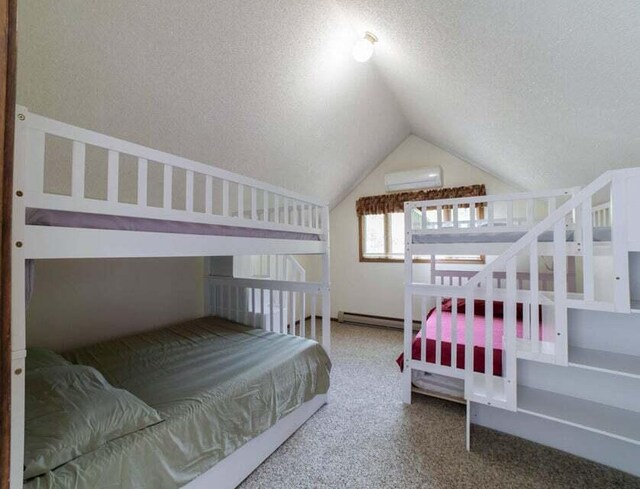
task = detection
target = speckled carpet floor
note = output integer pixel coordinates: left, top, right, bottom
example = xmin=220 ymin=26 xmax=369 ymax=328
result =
xmin=240 ymin=322 xmax=640 ymax=489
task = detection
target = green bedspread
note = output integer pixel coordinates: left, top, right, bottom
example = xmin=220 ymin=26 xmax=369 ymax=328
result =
xmin=25 ymin=316 xmax=331 ymax=489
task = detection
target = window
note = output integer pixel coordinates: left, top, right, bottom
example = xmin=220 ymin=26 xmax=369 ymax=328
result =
xmin=359 ymin=210 xmax=484 ymax=263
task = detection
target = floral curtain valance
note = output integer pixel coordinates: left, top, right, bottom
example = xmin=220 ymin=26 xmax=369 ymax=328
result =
xmin=355 ymin=184 xmax=486 ymax=216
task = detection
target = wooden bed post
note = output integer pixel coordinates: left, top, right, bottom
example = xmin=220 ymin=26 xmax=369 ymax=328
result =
xmin=0 ymin=1 xmax=17 ymax=488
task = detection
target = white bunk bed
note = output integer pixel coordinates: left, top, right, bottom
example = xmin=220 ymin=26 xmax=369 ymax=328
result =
xmin=401 ymin=170 xmax=640 ymax=473
xmin=10 ymin=107 xmax=331 ymax=489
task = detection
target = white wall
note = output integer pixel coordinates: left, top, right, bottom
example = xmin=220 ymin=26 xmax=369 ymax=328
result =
xmin=27 ymin=258 xmax=204 ymax=351
xmin=329 ymin=134 xmax=514 ymax=318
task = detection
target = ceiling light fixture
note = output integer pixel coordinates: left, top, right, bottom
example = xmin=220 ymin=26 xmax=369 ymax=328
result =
xmin=352 ymin=31 xmax=378 ymax=63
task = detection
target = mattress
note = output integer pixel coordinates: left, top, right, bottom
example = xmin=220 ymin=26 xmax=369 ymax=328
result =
xmin=412 ymin=226 xmax=611 ymax=244
xmin=26 ymin=208 xmax=322 ymax=241
xmin=25 ymin=316 xmax=331 ymax=489
xmin=396 ymin=309 xmax=527 ymax=376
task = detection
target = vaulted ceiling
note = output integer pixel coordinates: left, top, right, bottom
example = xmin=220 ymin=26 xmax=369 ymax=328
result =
xmin=17 ymin=1 xmax=640 ymax=206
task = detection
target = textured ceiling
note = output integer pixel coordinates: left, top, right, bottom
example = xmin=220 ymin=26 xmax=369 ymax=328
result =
xmin=340 ymin=0 xmax=640 ymax=190
xmin=17 ymin=1 xmax=409 ymax=207
xmin=17 ymin=1 xmax=640 ymax=205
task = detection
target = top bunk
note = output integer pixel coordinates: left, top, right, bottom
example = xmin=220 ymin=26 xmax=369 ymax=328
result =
xmin=13 ymin=107 xmax=329 ymax=259
xmin=405 ymin=188 xmax=612 ymax=255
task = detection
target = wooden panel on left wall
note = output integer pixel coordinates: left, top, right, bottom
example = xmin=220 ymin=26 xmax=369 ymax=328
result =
xmin=0 ymin=1 xmax=17 ymax=488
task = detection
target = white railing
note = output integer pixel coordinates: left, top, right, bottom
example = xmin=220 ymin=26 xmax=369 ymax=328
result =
xmin=256 ymin=255 xmax=306 ymax=282
xmin=406 ymin=188 xmax=578 ymax=237
xmin=208 ymin=276 xmax=329 ymax=351
xmin=592 ymin=202 xmax=611 ymax=227
xmin=17 ymin=107 xmax=328 ymax=237
xmin=403 ymin=169 xmax=636 ymax=412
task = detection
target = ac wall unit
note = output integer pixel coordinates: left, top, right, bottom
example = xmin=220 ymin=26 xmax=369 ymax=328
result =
xmin=384 ymin=166 xmax=442 ymax=192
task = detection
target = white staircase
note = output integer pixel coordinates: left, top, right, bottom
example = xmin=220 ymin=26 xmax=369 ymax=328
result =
xmin=404 ymin=167 xmax=640 ymax=475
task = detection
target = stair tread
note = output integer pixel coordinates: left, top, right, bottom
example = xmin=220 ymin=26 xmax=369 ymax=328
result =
xmin=518 ymin=386 xmax=640 ymax=444
xmin=568 ymin=346 xmax=640 ymax=378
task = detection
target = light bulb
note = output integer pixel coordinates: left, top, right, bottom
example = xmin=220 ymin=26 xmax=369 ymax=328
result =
xmin=352 ymin=32 xmax=378 ymax=63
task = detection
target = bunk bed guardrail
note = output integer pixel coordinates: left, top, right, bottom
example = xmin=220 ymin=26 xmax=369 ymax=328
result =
xmin=15 ymin=106 xmax=328 ymax=237
xmin=406 ymin=187 xmax=579 ymax=236
xmin=403 ymin=168 xmax=637 ymax=413
xmin=208 ymin=276 xmax=329 ymax=348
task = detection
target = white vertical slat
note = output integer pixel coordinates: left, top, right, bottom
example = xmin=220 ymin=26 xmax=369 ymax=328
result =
xmin=609 ymin=175 xmax=636 ymax=313
xmin=530 ymin=241 xmax=540 ymax=345
xmin=463 ymin=294 xmax=475 ymax=401
xmin=548 ymin=197 xmax=557 ymax=215
xmin=274 ymin=195 xmax=280 ymax=224
xmin=235 ymin=286 xmax=240 ymax=322
xmin=222 ymin=180 xmax=229 ymax=217
xmin=307 ymin=205 xmax=313 ymax=229
xmin=269 ymin=289 xmax=275 ymax=332
xmin=451 ymin=296 xmax=458 ymax=370
xmin=523 ymin=301 xmax=531 ymax=340
xmin=251 ymin=187 xmax=257 ymax=220
xmin=289 ymin=288 xmax=295 ymax=336
xmin=453 ymin=204 xmax=459 ymax=228
xmin=301 ymin=293 xmax=306 ymax=338
xmin=260 ymin=289 xmax=266 ymax=330
xmin=581 ymin=200 xmax=594 ymax=301
xmin=487 ymin=202 xmax=494 ymax=227
xmin=292 ymin=291 xmax=297 ymax=334
xmin=469 ymin=204 xmax=476 ymax=228
xmin=71 ymin=141 xmax=86 ymax=199
xmin=420 ymin=297 xmax=427 ymax=363
xmin=311 ymin=295 xmax=317 ymax=339
xmin=284 ymin=198 xmax=290 ymax=225
xmin=263 ymin=191 xmax=270 ymax=221
xmin=137 ymin=158 xmax=148 ymax=206
xmin=107 ymin=150 xmax=119 ymax=202
xmin=505 ymin=257 xmax=518 ymax=410
xmin=436 ymin=206 xmax=443 ymax=228
xmin=506 ymin=200 xmax=514 ymax=227
xmin=526 ymin=199 xmax=535 ymax=226
xmin=251 ymin=288 xmax=257 ymax=328
xmin=163 ymin=165 xmax=172 ymax=210
xmin=485 ymin=278 xmax=494 ymax=400
xmin=313 ymin=206 xmax=319 ymax=229
xmin=279 ymin=290 xmax=285 ymax=334
xmin=205 ymin=175 xmax=213 ymax=214
xmin=185 ymin=170 xmax=194 ymax=212
xmin=238 ymin=184 xmax=244 ymax=219
xmin=553 ymin=219 xmax=568 ymax=365
xmin=435 ymin=296 xmax=442 ymax=366
xmin=421 ymin=206 xmax=427 ymax=230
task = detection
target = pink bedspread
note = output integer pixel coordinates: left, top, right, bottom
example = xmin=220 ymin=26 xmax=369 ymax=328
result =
xmin=396 ymin=310 xmax=525 ymax=376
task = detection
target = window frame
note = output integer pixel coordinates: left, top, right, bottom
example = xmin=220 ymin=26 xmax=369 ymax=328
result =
xmin=358 ymin=212 xmax=486 ymax=265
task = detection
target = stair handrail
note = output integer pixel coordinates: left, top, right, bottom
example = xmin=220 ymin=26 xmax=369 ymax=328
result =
xmin=463 ymin=170 xmax=617 ymax=291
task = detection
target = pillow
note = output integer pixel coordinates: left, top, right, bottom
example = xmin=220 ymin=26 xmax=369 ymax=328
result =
xmin=25 ymin=348 xmax=71 ymax=371
xmin=24 ymin=364 xmax=163 ymax=479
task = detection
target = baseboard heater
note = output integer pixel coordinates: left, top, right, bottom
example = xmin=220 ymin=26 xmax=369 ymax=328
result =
xmin=337 ymin=311 xmax=420 ymax=331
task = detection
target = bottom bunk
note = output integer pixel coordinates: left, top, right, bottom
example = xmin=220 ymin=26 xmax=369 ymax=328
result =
xmin=23 ymin=316 xmax=331 ymax=489
xmin=397 ymin=300 xmax=541 ymax=401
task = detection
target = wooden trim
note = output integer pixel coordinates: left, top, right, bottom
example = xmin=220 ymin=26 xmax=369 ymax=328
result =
xmin=0 ymin=1 xmax=16 ymax=487
xmin=358 ymin=215 xmax=485 ymax=264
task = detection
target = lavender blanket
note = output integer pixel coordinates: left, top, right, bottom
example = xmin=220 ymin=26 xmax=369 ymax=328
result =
xmin=26 ymin=208 xmax=321 ymax=241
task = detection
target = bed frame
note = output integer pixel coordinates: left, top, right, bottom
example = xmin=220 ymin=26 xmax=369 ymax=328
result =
xmin=10 ymin=106 xmax=331 ymax=489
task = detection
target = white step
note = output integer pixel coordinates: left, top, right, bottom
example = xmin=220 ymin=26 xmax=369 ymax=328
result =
xmin=568 ymin=347 xmax=640 ymax=379
xmin=517 ymin=386 xmax=640 ymax=446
